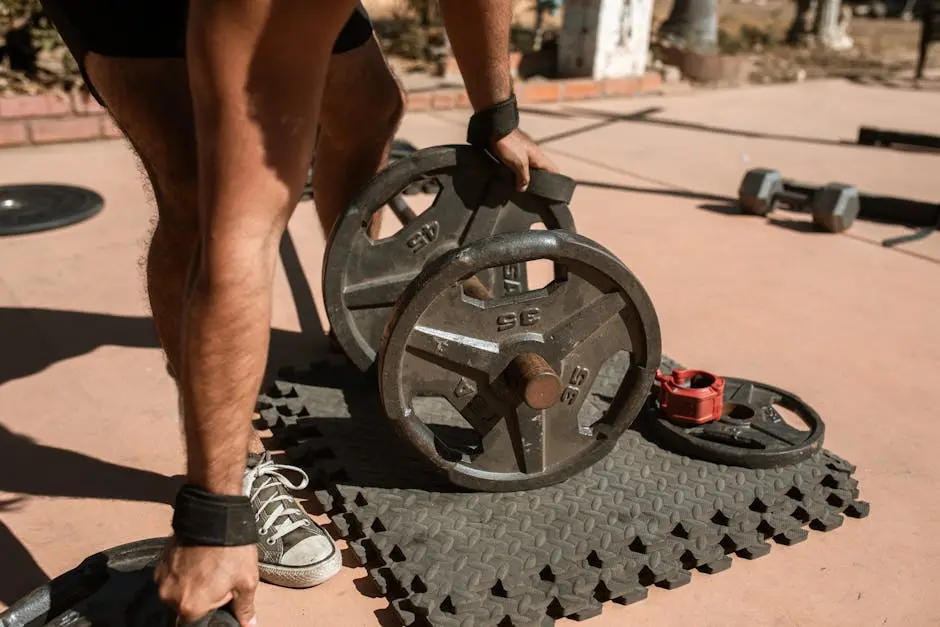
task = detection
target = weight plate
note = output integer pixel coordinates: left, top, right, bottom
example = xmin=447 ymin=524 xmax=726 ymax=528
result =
xmin=377 ymin=229 xmax=661 ymax=492
xmin=324 ymin=144 xmax=577 ymax=372
xmin=644 ymin=376 xmax=825 ymax=468
xmin=0 ymin=184 xmax=103 ymax=236
xmin=0 ymin=538 xmax=238 ymax=627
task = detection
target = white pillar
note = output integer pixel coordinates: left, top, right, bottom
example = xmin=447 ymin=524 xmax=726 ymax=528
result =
xmin=558 ymin=0 xmax=655 ymax=79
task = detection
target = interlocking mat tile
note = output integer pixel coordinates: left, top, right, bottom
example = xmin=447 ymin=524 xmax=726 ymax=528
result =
xmin=256 ymin=355 xmax=869 ymax=626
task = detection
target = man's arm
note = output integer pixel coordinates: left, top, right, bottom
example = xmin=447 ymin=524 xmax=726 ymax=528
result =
xmin=438 ymin=0 xmax=558 ymax=189
xmin=437 ymin=0 xmax=514 ymax=111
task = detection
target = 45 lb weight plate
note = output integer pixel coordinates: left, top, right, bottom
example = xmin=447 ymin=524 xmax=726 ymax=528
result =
xmin=325 ymin=144 xmax=577 ymax=371
xmin=378 ymin=229 xmax=662 ymax=492
xmin=644 ymin=376 xmax=826 ymax=468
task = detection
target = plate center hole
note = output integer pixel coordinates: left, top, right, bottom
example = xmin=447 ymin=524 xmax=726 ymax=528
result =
xmin=774 ymin=404 xmax=811 ymax=432
xmin=687 ymin=373 xmax=716 ymax=389
xmin=722 ymin=403 xmax=756 ymax=421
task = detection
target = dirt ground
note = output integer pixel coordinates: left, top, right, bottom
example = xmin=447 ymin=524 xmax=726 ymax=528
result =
xmin=0 ymin=1 xmax=936 ymax=96
xmin=698 ymin=0 xmax=939 ymax=83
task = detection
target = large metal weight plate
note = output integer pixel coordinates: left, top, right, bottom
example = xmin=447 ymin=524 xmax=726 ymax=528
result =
xmin=0 ymin=538 xmax=238 ymax=627
xmin=324 ymin=145 xmax=577 ymax=372
xmin=0 ymin=184 xmax=103 ymax=236
xmin=644 ymin=377 xmax=826 ymax=468
xmin=378 ymin=229 xmax=662 ymax=491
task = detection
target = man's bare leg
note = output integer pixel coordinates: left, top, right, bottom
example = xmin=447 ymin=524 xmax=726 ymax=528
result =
xmin=84 ymin=56 xmax=196 ymax=375
xmin=83 ymin=28 xmax=401 ymax=462
xmin=314 ymin=34 xmax=405 ymax=240
xmin=82 ymin=18 xmax=342 ymax=592
xmin=85 ymin=53 xmax=270 ymax=456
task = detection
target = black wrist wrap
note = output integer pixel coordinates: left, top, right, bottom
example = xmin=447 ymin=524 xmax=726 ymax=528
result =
xmin=172 ymin=485 xmax=257 ymax=547
xmin=467 ymin=93 xmax=520 ymax=149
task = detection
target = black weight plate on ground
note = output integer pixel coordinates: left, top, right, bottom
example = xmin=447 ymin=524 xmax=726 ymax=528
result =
xmin=378 ymin=229 xmax=660 ymax=491
xmin=0 ymin=538 xmax=238 ymax=627
xmin=0 ymin=184 xmax=103 ymax=236
xmin=324 ymin=145 xmax=577 ymax=372
xmin=643 ymin=377 xmax=825 ymax=468
xmin=256 ymin=355 xmax=869 ymax=627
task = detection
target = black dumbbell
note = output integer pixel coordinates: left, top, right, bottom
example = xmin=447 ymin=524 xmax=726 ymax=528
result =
xmin=737 ymin=168 xmax=860 ymax=233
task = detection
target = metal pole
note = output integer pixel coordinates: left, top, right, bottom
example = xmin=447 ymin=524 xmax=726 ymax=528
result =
xmin=814 ymin=0 xmax=843 ymax=47
xmin=659 ymin=0 xmax=718 ymax=51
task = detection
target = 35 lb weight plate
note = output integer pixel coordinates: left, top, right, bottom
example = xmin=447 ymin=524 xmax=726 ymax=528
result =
xmin=325 ymin=144 xmax=577 ymax=372
xmin=0 ymin=538 xmax=238 ymax=627
xmin=644 ymin=376 xmax=825 ymax=468
xmin=0 ymin=184 xmax=103 ymax=236
xmin=378 ymin=229 xmax=661 ymax=492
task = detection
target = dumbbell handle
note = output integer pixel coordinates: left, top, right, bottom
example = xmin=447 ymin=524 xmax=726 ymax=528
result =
xmin=461 ymin=276 xmax=562 ymax=410
xmin=782 ymin=180 xmax=818 ymax=197
xmin=774 ymin=188 xmax=813 ymax=210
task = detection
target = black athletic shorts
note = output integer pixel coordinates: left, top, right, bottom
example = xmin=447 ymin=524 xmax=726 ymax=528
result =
xmin=39 ymin=0 xmax=374 ymax=106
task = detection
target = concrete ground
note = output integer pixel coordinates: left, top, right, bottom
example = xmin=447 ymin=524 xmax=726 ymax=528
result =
xmin=1 ymin=78 xmax=938 ymax=626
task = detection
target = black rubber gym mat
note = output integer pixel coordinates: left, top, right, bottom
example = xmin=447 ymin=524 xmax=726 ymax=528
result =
xmin=256 ymin=354 xmax=869 ymax=627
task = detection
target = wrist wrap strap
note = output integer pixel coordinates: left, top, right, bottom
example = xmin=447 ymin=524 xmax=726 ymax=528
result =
xmin=467 ymin=93 xmax=520 ymax=149
xmin=172 ymin=485 xmax=257 ymax=547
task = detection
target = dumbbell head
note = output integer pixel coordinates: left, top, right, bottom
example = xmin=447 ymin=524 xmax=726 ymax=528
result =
xmin=738 ymin=168 xmax=784 ymax=216
xmin=812 ymin=183 xmax=860 ymax=233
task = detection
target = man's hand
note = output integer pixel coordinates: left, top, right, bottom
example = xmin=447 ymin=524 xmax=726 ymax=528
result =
xmin=490 ymin=128 xmax=559 ymax=192
xmin=155 ymin=540 xmax=259 ymax=626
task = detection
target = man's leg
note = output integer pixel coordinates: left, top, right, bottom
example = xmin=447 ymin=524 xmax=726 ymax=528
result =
xmin=83 ymin=56 xmax=197 ymax=380
xmin=82 ymin=51 xmax=341 ymax=590
xmin=82 ymin=54 xmax=267 ymax=453
xmin=314 ymin=34 xmax=405 ymax=240
xmin=45 ymin=0 xmax=369 ymax=591
xmin=917 ymin=16 xmax=932 ymax=81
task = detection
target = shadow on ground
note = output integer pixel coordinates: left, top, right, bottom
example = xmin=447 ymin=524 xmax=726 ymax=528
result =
xmin=0 ymin=423 xmax=182 ymax=506
xmin=0 ymin=308 xmax=325 ymax=388
xmin=575 ymin=179 xmax=734 ymax=204
xmin=526 ymin=105 xmax=858 ymax=149
xmin=0 ymin=519 xmax=48 ymax=606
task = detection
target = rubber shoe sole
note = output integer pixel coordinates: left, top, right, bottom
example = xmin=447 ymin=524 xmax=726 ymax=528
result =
xmin=258 ymin=543 xmax=342 ymax=588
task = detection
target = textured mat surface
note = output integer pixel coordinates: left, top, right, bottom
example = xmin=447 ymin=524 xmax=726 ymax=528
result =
xmin=256 ymin=354 xmax=869 ymax=627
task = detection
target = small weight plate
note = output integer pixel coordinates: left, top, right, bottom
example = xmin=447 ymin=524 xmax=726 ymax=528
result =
xmin=0 ymin=538 xmax=238 ymax=627
xmin=325 ymin=144 xmax=577 ymax=372
xmin=378 ymin=229 xmax=661 ymax=492
xmin=0 ymin=184 xmax=103 ymax=236
xmin=644 ymin=377 xmax=825 ymax=468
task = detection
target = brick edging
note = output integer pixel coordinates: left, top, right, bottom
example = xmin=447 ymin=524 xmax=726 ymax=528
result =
xmin=0 ymin=72 xmax=663 ymax=149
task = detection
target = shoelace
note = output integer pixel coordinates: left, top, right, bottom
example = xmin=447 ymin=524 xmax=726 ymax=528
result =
xmin=245 ymin=459 xmax=313 ymax=544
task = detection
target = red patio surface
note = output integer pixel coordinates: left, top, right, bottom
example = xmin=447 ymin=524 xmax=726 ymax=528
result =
xmin=1 ymin=77 xmax=938 ymax=626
